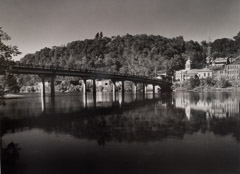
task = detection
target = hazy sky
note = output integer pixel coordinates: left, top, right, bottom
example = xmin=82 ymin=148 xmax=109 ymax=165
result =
xmin=1 ymin=0 xmax=240 ymax=60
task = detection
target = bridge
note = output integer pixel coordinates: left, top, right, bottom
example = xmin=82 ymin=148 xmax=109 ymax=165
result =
xmin=9 ymin=63 xmax=173 ymax=99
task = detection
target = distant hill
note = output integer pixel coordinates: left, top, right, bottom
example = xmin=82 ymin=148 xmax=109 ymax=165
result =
xmin=20 ymin=31 xmax=240 ymax=76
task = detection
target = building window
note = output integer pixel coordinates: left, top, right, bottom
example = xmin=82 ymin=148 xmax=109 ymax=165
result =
xmin=204 ymin=73 xmax=206 ymax=77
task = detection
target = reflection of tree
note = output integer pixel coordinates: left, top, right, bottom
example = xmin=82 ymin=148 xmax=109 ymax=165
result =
xmin=2 ymin=99 xmax=240 ymax=145
xmin=209 ymin=117 xmax=240 ymax=141
xmin=1 ymin=93 xmax=240 ymax=146
xmin=2 ymin=142 xmax=21 ymax=173
xmin=188 ymin=110 xmax=208 ymax=134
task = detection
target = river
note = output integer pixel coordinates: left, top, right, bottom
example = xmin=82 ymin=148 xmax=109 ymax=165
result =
xmin=1 ymin=92 xmax=240 ymax=174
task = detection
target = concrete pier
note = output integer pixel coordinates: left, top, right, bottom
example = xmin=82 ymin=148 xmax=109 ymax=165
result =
xmin=121 ymin=81 xmax=125 ymax=93
xmin=93 ymin=79 xmax=96 ymax=108
xmin=142 ymin=83 xmax=146 ymax=99
xmin=41 ymin=77 xmax=46 ymax=99
xmin=153 ymin=84 xmax=155 ymax=97
xmin=82 ymin=79 xmax=87 ymax=94
xmin=51 ymin=76 xmax=55 ymax=98
xmin=121 ymin=81 xmax=125 ymax=102
xmin=132 ymin=83 xmax=137 ymax=93
xmin=112 ymin=80 xmax=116 ymax=101
xmin=41 ymin=77 xmax=46 ymax=112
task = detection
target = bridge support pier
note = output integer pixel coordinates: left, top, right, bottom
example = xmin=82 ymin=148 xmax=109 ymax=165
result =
xmin=153 ymin=84 xmax=155 ymax=98
xmin=145 ymin=84 xmax=147 ymax=94
xmin=132 ymin=83 xmax=137 ymax=93
xmin=40 ymin=76 xmax=46 ymax=112
xmin=121 ymin=81 xmax=125 ymax=93
xmin=93 ymin=79 xmax=96 ymax=108
xmin=142 ymin=83 xmax=146 ymax=99
xmin=83 ymin=91 xmax=87 ymax=108
xmin=112 ymin=80 xmax=116 ymax=101
xmin=121 ymin=80 xmax=125 ymax=102
xmin=41 ymin=77 xmax=46 ymax=99
xmin=50 ymin=76 xmax=55 ymax=99
xmin=82 ymin=79 xmax=87 ymax=94
xmin=82 ymin=79 xmax=88 ymax=108
xmin=93 ymin=79 xmax=96 ymax=95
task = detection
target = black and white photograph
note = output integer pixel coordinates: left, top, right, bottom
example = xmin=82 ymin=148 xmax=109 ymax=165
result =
xmin=1 ymin=0 xmax=240 ymax=174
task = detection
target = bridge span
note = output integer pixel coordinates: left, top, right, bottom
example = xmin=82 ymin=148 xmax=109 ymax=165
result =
xmin=9 ymin=63 xmax=173 ymax=98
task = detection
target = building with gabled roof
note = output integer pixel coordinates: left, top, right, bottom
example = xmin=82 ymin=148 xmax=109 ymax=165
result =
xmin=214 ymin=63 xmax=240 ymax=81
xmin=175 ymin=58 xmax=213 ymax=82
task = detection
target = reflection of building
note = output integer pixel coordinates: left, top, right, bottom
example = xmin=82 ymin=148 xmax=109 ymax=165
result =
xmin=175 ymin=93 xmax=212 ymax=120
xmin=175 ymin=58 xmax=213 ymax=82
xmin=211 ymin=99 xmax=240 ymax=117
xmin=174 ymin=93 xmax=240 ymax=119
xmin=185 ymin=105 xmax=191 ymax=120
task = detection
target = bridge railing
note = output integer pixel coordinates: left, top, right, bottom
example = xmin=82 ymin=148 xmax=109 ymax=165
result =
xmin=13 ymin=62 xmax=172 ymax=84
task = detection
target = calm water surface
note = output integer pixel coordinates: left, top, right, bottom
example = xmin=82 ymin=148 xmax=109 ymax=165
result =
xmin=1 ymin=92 xmax=240 ymax=174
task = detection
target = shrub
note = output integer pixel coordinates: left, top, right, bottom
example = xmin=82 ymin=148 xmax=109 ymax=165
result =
xmin=205 ymin=77 xmax=216 ymax=86
xmin=216 ymin=77 xmax=231 ymax=88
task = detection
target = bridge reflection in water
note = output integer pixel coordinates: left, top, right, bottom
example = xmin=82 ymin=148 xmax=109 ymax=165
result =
xmin=40 ymin=91 xmax=158 ymax=114
xmin=1 ymin=92 xmax=240 ymax=141
xmin=1 ymin=92 xmax=240 ymax=174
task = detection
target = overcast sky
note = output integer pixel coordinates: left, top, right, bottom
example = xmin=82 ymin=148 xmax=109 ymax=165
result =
xmin=1 ymin=0 xmax=240 ymax=60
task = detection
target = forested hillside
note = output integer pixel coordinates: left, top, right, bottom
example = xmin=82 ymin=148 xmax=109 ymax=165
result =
xmin=20 ymin=31 xmax=240 ymax=76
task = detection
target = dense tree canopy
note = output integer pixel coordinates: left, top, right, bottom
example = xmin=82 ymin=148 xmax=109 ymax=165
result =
xmin=0 ymin=27 xmax=21 ymax=74
xmin=20 ymin=31 xmax=240 ymax=78
xmin=0 ymin=27 xmax=21 ymax=103
xmin=211 ymin=31 xmax=240 ymax=57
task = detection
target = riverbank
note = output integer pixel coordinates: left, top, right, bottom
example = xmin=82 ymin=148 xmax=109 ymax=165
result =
xmin=175 ymin=86 xmax=240 ymax=92
xmin=3 ymin=94 xmax=25 ymax=99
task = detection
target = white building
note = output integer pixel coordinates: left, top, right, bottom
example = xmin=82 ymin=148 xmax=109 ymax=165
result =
xmin=212 ymin=57 xmax=232 ymax=67
xmin=175 ymin=58 xmax=213 ymax=82
xmin=215 ymin=63 xmax=240 ymax=81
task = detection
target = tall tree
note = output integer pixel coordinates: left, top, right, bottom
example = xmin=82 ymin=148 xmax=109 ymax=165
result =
xmin=95 ymin=32 xmax=99 ymax=40
xmin=0 ymin=27 xmax=21 ymax=103
xmin=99 ymin=32 xmax=103 ymax=39
xmin=233 ymin=31 xmax=240 ymax=55
xmin=19 ymin=30 xmax=240 ymax=86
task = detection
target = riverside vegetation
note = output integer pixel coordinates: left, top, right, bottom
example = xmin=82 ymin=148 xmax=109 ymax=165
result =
xmin=173 ymin=76 xmax=235 ymax=92
xmin=1 ymin=28 xmax=240 ymax=94
xmin=0 ymin=27 xmax=21 ymax=103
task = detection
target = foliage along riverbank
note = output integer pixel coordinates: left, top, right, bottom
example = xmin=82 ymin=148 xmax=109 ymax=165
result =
xmin=1 ymin=27 xmax=240 ymax=99
xmin=18 ymin=31 xmax=240 ymax=87
xmin=175 ymin=86 xmax=240 ymax=92
xmin=173 ymin=75 xmax=240 ymax=92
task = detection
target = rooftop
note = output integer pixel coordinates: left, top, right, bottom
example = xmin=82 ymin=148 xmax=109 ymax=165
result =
xmin=176 ymin=68 xmax=212 ymax=74
xmin=214 ymin=57 xmax=229 ymax=62
xmin=188 ymin=68 xmax=212 ymax=74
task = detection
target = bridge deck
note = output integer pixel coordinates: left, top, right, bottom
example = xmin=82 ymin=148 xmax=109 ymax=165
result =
xmin=11 ymin=64 xmax=172 ymax=86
